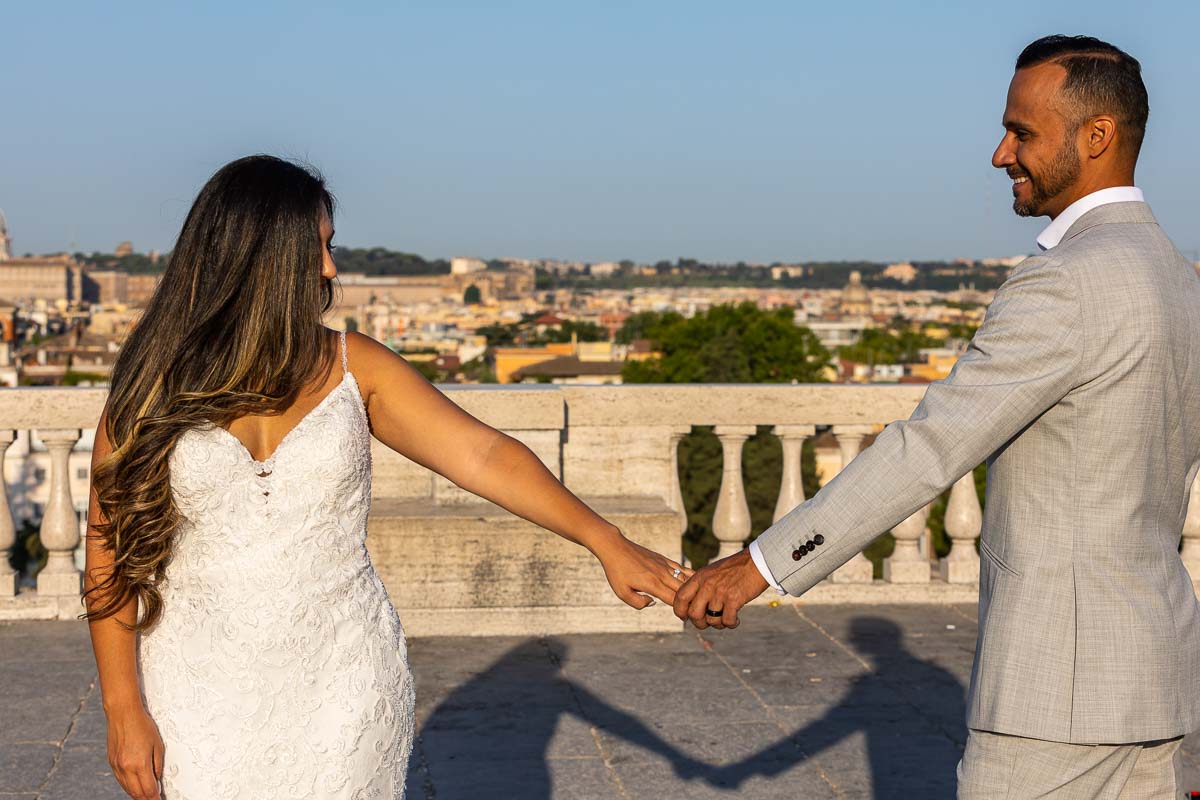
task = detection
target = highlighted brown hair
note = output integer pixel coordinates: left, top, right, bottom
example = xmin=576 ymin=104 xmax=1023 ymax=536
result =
xmin=83 ymin=155 xmax=338 ymax=631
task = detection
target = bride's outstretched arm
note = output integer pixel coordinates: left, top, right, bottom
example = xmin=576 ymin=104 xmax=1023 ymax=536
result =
xmin=348 ymin=331 xmax=691 ymax=608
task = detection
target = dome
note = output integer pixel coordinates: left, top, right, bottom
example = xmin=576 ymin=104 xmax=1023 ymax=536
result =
xmin=841 ymin=270 xmax=869 ymax=303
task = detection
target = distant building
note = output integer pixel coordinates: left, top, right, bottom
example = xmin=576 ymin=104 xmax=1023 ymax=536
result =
xmin=0 ymin=209 xmax=11 ymax=261
xmin=598 ymin=311 xmax=629 ymax=339
xmin=533 ymin=313 xmax=564 ymax=336
xmin=838 ymin=271 xmax=871 ymax=318
xmin=804 ymin=319 xmax=868 ymax=349
xmin=17 ymin=324 xmax=122 ymax=385
xmin=838 ymin=359 xmax=905 ymax=383
xmin=0 ymin=254 xmax=85 ymax=303
xmin=980 ymin=255 xmax=1029 ymax=268
xmin=85 ymin=270 xmax=129 ymax=305
xmin=588 ymin=262 xmax=620 ymax=278
xmin=493 ymin=344 xmax=573 ymax=384
xmin=907 ymin=348 xmax=961 ymax=382
xmin=882 ymin=262 xmax=917 ymax=284
xmin=114 ymin=241 xmax=134 ymax=257
xmin=337 ymin=273 xmax=446 ymax=306
xmin=509 ymin=356 xmax=624 ymax=385
xmin=126 ymin=274 xmax=161 ymax=306
xmin=450 ymin=257 xmax=486 ymax=275
xmin=0 ymin=216 xmax=145 ymax=304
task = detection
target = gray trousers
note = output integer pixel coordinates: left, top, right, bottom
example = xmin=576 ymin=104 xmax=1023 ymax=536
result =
xmin=957 ymin=729 xmax=1184 ymax=799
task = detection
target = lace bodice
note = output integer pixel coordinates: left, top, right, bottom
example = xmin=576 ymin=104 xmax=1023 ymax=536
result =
xmin=137 ymin=331 xmax=415 ymax=799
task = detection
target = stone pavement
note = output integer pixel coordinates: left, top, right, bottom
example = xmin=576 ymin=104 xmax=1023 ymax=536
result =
xmin=4 ymin=604 xmax=1200 ymax=799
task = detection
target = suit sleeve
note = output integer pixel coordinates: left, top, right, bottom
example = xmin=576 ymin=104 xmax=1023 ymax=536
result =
xmin=756 ymin=256 xmax=1083 ymax=595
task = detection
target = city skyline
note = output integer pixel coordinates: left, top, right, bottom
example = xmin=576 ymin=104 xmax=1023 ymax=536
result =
xmin=5 ymin=1 xmax=1199 ymax=263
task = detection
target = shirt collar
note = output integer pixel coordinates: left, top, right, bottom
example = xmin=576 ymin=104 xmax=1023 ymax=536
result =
xmin=1036 ymin=186 xmax=1144 ymax=251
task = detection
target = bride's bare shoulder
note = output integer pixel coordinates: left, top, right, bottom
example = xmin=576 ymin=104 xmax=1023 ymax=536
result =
xmin=336 ymin=328 xmax=421 ymax=404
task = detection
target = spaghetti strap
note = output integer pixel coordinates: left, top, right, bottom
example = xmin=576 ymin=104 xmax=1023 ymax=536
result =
xmin=339 ymin=329 xmax=349 ymax=375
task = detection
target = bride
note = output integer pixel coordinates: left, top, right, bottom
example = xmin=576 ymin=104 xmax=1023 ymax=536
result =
xmin=82 ymin=155 xmax=690 ymax=799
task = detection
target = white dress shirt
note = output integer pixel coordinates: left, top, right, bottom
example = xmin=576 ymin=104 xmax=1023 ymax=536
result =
xmin=747 ymin=185 xmax=1146 ymax=595
xmin=1036 ymin=186 xmax=1144 ymax=250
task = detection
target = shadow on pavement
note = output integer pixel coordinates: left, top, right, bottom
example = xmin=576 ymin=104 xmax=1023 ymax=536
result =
xmin=408 ymin=617 xmax=966 ymax=798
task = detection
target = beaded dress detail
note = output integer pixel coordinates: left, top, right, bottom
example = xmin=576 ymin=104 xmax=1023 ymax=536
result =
xmin=137 ymin=330 xmax=415 ymax=799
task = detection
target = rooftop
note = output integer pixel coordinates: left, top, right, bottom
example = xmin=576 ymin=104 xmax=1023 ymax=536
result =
xmin=5 ymin=604 xmax=1200 ymax=799
xmin=511 ymin=355 xmax=626 ymax=381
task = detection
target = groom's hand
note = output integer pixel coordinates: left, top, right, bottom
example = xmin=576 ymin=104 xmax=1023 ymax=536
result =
xmin=673 ymin=549 xmax=769 ymax=630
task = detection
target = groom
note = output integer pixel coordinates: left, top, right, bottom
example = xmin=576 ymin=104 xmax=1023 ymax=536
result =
xmin=675 ymin=34 xmax=1200 ymax=797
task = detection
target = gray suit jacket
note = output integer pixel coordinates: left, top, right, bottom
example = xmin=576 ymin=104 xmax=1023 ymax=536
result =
xmin=758 ymin=202 xmax=1200 ymax=744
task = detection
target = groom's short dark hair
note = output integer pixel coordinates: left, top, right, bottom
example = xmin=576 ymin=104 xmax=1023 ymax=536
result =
xmin=1017 ymin=34 xmax=1149 ymax=155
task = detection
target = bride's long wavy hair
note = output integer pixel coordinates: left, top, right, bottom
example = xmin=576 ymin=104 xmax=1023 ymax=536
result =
xmin=82 ymin=155 xmax=338 ymax=631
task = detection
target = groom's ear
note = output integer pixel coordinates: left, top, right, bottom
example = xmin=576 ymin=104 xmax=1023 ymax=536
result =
xmin=1084 ymin=115 xmax=1117 ymax=159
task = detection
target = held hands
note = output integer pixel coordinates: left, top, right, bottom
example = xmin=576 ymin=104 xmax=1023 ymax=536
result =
xmin=106 ymin=704 xmax=164 ymax=799
xmin=595 ymin=533 xmax=694 ymax=610
xmin=672 ymin=549 xmax=769 ymax=630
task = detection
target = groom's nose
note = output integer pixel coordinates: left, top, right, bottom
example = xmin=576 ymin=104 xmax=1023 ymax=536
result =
xmin=992 ymin=133 xmax=1017 ymax=169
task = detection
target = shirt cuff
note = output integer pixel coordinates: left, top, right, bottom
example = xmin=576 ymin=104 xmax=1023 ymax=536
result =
xmin=749 ymin=540 xmax=787 ymax=596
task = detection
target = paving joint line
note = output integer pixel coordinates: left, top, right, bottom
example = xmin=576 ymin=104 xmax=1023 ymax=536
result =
xmin=34 ymin=676 xmax=95 ymax=798
xmin=791 ymin=606 xmax=871 ymax=671
xmin=539 ymin=638 xmax=629 ymax=799
xmin=694 ymin=631 xmax=845 ymax=799
xmin=411 ymin=731 xmax=437 ymax=800
xmin=944 ymin=604 xmax=978 ymax=625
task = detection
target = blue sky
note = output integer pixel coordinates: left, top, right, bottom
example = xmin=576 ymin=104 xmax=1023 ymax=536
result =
xmin=4 ymin=1 xmax=1198 ymax=263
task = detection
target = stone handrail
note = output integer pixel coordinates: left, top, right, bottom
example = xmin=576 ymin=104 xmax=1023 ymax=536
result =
xmin=5 ymin=383 xmax=1199 ymax=624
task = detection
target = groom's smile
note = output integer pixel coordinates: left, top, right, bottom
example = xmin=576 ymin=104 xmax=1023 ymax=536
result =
xmin=1009 ymin=172 xmax=1030 ymax=197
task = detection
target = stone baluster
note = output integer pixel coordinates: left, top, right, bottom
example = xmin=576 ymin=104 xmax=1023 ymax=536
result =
xmin=771 ymin=425 xmax=816 ymax=523
xmin=667 ymin=426 xmax=692 ymax=566
xmin=883 ymin=505 xmax=930 ymax=583
xmin=830 ymin=425 xmax=875 ymax=583
xmin=940 ymin=469 xmax=982 ymax=584
xmin=712 ymin=425 xmax=756 ymax=560
xmin=1181 ymin=472 xmax=1200 ymax=582
xmin=36 ymin=429 xmax=83 ymax=603
xmin=0 ymin=431 xmax=16 ymax=596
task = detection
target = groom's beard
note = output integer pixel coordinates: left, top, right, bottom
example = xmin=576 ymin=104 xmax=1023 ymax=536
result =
xmin=1014 ymin=135 xmax=1081 ymax=217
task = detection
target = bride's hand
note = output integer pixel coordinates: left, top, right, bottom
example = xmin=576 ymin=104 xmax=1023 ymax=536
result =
xmin=594 ymin=534 xmax=694 ymax=609
xmin=106 ymin=704 xmax=164 ymax=799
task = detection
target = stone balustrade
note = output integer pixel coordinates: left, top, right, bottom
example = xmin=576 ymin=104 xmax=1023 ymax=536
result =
xmin=4 ymin=383 xmax=1200 ymax=634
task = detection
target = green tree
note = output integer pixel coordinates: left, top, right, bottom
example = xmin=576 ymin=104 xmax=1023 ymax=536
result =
xmin=476 ymin=322 xmax=520 ymax=347
xmin=615 ymin=310 xmax=683 ymax=344
xmin=463 ymin=284 xmax=482 ymax=305
xmin=621 ymin=303 xmax=830 ymax=384
xmin=8 ymin=520 xmax=45 ymax=579
xmin=533 ymin=319 xmax=608 ymax=345
xmin=459 ymin=357 xmax=498 ymax=384
xmin=61 ymin=371 xmax=108 ymax=386
xmin=408 ymin=358 xmax=442 ymax=383
xmin=621 ymin=303 xmax=832 ymax=565
xmin=838 ymin=328 xmax=941 ymax=366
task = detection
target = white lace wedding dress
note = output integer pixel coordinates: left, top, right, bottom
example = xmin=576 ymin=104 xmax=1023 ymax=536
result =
xmin=137 ymin=331 xmax=415 ymax=798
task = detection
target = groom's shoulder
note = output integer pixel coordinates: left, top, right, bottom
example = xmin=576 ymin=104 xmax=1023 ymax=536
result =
xmin=1045 ymin=205 xmax=1169 ymax=271
xmin=999 ymin=251 xmax=1073 ymax=290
